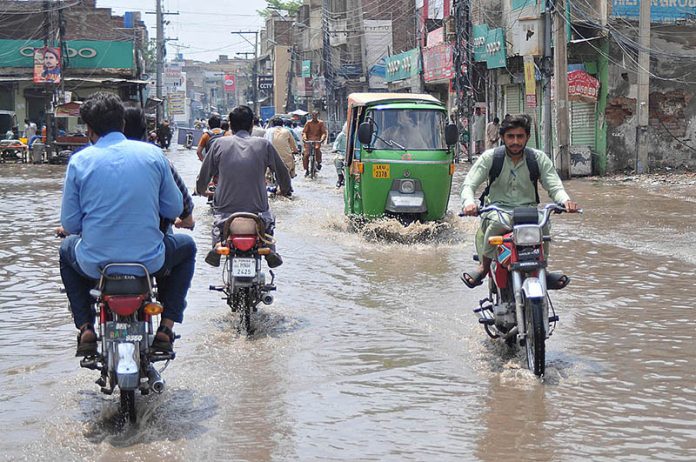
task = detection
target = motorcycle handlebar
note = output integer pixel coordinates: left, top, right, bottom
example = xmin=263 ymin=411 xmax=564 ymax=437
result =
xmin=459 ymin=203 xmax=582 ymax=226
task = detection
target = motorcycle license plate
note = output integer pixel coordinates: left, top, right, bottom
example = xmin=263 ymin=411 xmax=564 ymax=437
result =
xmin=232 ymin=258 xmax=256 ymax=277
xmin=104 ymin=322 xmax=146 ymax=342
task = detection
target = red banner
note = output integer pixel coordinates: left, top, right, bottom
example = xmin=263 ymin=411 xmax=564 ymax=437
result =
xmin=422 ymin=43 xmax=453 ymax=83
xmin=567 ymin=70 xmax=599 ymax=103
xmin=223 ymin=74 xmax=236 ymax=93
xmin=33 ymin=47 xmax=61 ymax=84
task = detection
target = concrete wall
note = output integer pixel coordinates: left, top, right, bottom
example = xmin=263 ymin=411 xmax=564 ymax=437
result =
xmin=605 ymin=24 xmax=696 ymax=171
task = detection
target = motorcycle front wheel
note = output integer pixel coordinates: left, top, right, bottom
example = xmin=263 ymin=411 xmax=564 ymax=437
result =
xmin=524 ymin=298 xmax=546 ymax=377
xmin=120 ymin=389 xmax=137 ymax=423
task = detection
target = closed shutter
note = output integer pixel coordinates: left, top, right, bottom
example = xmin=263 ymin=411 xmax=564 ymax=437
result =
xmin=570 ymin=101 xmax=596 ymax=148
xmin=505 ymin=84 xmax=538 ymax=149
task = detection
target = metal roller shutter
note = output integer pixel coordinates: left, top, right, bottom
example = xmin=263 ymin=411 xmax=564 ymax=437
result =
xmin=570 ymin=101 xmax=596 ymax=148
xmin=504 ymin=84 xmax=538 ymax=149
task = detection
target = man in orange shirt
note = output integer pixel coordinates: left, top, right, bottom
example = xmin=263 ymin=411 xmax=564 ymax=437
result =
xmin=301 ymin=111 xmax=327 ymax=176
xmin=196 ymin=114 xmax=227 ymax=161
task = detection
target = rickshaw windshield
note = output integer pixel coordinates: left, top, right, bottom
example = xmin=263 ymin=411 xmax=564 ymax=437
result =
xmin=371 ymin=109 xmax=446 ymax=150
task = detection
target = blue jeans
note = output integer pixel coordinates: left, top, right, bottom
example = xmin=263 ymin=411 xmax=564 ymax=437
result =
xmin=59 ymin=234 xmax=197 ymax=328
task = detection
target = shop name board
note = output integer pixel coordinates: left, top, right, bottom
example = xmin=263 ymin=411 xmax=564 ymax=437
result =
xmin=385 ymin=48 xmax=420 ymax=82
xmin=258 ymin=75 xmax=273 ymax=90
xmin=422 ymin=43 xmax=453 ymax=83
xmin=0 ymin=39 xmax=134 ymax=69
xmin=612 ymin=0 xmax=696 ymax=22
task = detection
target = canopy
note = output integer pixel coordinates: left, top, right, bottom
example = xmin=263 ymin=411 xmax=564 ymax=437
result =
xmin=290 ymin=109 xmax=308 ymax=116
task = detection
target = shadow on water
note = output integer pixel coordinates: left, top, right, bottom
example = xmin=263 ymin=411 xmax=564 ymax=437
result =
xmin=80 ymin=388 xmax=217 ymax=447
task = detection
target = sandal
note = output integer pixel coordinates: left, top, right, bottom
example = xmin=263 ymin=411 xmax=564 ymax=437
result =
xmin=460 ymin=269 xmax=486 ymax=289
xmin=75 ymin=324 xmax=98 ymax=357
xmin=547 ymin=272 xmax=570 ymax=290
xmin=151 ymin=325 xmax=175 ymax=353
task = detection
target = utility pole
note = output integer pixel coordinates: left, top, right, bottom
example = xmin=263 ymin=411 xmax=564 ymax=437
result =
xmin=636 ymin=0 xmax=650 ymax=174
xmin=231 ymin=31 xmax=259 ymax=115
xmin=542 ymin=0 xmax=553 ymax=162
xmin=147 ymin=1 xmax=178 ymax=127
xmin=453 ymin=0 xmax=473 ymax=162
xmin=321 ymin=0 xmax=334 ymax=132
xmin=553 ymin=0 xmax=571 ymax=179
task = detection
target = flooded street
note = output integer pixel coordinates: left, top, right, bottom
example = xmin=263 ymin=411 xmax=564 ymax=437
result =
xmin=1 ymin=147 xmax=695 ymax=461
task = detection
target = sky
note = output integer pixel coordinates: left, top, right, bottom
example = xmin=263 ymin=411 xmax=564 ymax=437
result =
xmin=98 ymin=0 xmax=270 ymax=63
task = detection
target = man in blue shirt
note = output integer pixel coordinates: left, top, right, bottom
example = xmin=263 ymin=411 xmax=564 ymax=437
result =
xmin=58 ymin=93 xmax=196 ymax=356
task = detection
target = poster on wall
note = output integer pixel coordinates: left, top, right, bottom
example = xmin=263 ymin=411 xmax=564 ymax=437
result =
xmin=33 ymin=47 xmax=61 ymax=84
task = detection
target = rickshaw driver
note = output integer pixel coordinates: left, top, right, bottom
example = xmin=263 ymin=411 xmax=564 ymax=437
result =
xmin=460 ymin=114 xmax=580 ymax=288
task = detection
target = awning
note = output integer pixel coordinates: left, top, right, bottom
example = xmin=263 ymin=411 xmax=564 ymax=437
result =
xmin=0 ymin=76 xmax=147 ymax=84
xmin=290 ymin=109 xmax=308 ymax=116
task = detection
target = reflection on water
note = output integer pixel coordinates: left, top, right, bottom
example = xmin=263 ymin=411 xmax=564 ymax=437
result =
xmin=1 ymin=152 xmax=695 ymax=461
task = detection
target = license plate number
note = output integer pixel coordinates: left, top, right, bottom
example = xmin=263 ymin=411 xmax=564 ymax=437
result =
xmin=232 ymin=258 xmax=256 ymax=277
xmin=372 ymin=164 xmax=390 ymax=179
xmin=105 ymin=322 xmax=146 ymax=342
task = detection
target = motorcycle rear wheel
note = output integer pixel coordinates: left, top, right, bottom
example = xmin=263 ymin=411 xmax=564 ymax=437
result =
xmin=238 ymin=288 xmax=253 ymax=335
xmin=120 ymin=389 xmax=137 ymax=423
xmin=524 ymin=298 xmax=546 ymax=377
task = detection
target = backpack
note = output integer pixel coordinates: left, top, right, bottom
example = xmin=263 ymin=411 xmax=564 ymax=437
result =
xmin=203 ymin=131 xmax=225 ymax=153
xmin=478 ymin=145 xmax=540 ymax=207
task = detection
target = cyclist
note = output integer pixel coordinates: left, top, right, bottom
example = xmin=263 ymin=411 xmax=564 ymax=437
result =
xmin=301 ymin=110 xmax=327 ymax=177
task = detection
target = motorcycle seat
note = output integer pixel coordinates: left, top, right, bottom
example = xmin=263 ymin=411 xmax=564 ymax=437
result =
xmin=101 ymin=274 xmax=151 ymax=296
xmin=222 ymin=213 xmax=265 ymax=240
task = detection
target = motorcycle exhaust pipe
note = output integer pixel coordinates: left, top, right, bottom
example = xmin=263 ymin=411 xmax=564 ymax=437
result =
xmin=261 ymin=293 xmax=274 ymax=305
xmin=147 ymin=365 xmax=165 ymax=394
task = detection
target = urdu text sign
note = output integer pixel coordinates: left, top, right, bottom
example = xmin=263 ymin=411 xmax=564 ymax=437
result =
xmin=612 ymin=0 xmax=696 ymax=22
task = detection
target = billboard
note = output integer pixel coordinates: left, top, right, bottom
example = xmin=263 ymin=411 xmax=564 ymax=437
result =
xmin=33 ymin=47 xmax=61 ymax=84
xmin=224 ymin=74 xmax=236 ymax=93
xmin=611 ymin=0 xmax=696 ymax=22
xmin=0 ymin=39 xmax=133 ymax=69
xmin=385 ymin=48 xmax=421 ymax=82
xmin=422 ymin=43 xmax=453 ymax=82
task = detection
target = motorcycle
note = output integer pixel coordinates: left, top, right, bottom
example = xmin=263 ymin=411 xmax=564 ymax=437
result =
xmin=79 ymin=263 xmax=174 ymax=423
xmin=184 ymin=132 xmax=193 ymax=150
xmin=468 ymin=203 xmax=577 ymax=377
xmin=209 ymin=213 xmax=277 ymax=335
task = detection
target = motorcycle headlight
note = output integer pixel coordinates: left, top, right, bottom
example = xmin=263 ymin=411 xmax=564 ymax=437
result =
xmin=513 ymin=225 xmax=542 ymax=246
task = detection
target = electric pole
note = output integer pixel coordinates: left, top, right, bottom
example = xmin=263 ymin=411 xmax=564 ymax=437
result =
xmin=636 ymin=0 xmax=650 ymax=173
xmin=231 ymin=31 xmax=259 ymax=115
xmin=553 ymin=0 xmax=571 ymax=179
xmin=147 ymin=1 xmax=178 ymax=127
xmin=542 ymin=0 xmax=553 ymax=162
xmin=453 ymin=0 xmax=473 ymax=162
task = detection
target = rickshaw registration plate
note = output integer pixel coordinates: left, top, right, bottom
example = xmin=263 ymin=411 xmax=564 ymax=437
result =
xmin=372 ymin=164 xmax=390 ymax=178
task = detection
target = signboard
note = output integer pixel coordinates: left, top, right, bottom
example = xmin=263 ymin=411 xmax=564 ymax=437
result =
xmin=473 ymin=24 xmax=489 ymax=62
xmin=427 ymin=27 xmax=444 ymax=47
xmin=168 ymin=91 xmax=186 ymax=115
xmin=568 ymin=70 xmax=600 ymax=103
xmin=224 ymin=74 xmax=236 ymax=93
xmin=258 ymin=75 xmax=273 ymax=91
xmin=422 ymin=43 xmax=453 ymax=82
xmin=385 ymin=48 xmax=421 ymax=82
xmin=301 ymin=60 xmax=311 ymax=78
xmin=260 ymin=106 xmax=275 ymax=122
xmin=485 ymin=28 xmax=507 ymax=69
xmin=0 ymin=39 xmax=133 ymax=69
xmin=524 ymin=56 xmax=537 ymax=108
xmin=611 ymin=0 xmax=696 ymax=22
xmin=33 ymin=47 xmax=61 ymax=84
xmin=337 ymin=64 xmax=362 ymax=78
xmin=364 ymin=20 xmax=392 ymax=89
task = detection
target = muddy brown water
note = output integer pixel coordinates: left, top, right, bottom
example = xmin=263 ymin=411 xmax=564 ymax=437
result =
xmin=0 ymin=148 xmax=694 ymax=461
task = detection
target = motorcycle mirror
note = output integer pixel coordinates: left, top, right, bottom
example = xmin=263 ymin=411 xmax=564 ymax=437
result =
xmin=445 ymin=123 xmax=458 ymax=146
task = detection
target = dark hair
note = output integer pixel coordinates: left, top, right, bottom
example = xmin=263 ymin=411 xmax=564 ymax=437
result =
xmin=208 ymin=114 xmax=221 ymax=129
xmin=230 ymin=106 xmax=254 ymax=133
xmin=80 ymin=92 xmax=125 ymax=136
xmin=493 ymin=117 xmax=500 ymax=124
xmin=499 ymin=114 xmax=531 ymax=136
xmin=220 ymin=120 xmax=230 ymax=132
xmin=272 ymin=117 xmax=284 ymax=127
xmin=123 ymin=107 xmax=147 ymax=140
xmin=284 ymin=119 xmax=293 ymax=127
xmin=253 ymin=117 xmax=260 ymax=126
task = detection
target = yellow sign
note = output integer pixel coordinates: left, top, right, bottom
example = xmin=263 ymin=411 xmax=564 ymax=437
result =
xmin=523 ymin=55 xmax=537 ymax=108
xmin=372 ymin=163 xmax=390 ymax=179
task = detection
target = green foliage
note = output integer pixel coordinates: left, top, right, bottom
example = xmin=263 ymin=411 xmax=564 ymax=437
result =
xmin=258 ymin=0 xmax=303 ymax=18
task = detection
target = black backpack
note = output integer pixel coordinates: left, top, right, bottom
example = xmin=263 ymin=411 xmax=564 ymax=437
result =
xmin=478 ymin=146 xmax=540 ymax=207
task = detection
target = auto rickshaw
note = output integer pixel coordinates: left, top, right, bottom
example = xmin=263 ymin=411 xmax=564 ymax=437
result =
xmin=343 ymin=93 xmax=458 ymax=222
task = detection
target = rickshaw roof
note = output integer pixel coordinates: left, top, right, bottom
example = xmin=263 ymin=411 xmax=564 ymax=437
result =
xmin=348 ymin=93 xmax=442 ymax=107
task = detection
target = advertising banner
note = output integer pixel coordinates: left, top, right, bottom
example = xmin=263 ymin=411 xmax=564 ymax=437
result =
xmin=33 ymin=47 xmax=61 ymax=84
xmin=224 ymin=74 xmax=236 ymax=93
xmin=612 ymin=0 xmax=696 ymax=22
xmin=385 ymin=48 xmax=421 ymax=82
xmin=524 ymin=56 xmax=537 ymax=108
xmin=364 ymin=20 xmax=392 ymax=89
xmin=567 ymin=70 xmax=600 ymax=103
xmin=0 ymin=40 xmax=133 ymax=69
xmin=168 ymin=91 xmax=186 ymax=116
xmin=422 ymin=43 xmax=453 ymax=83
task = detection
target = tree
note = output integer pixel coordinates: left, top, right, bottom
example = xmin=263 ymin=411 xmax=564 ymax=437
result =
xmin=258 ymin=0 xmax=302 ymax=18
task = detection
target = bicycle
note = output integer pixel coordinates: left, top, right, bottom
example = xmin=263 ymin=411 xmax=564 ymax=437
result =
xmin=304 ymin=139 xmax=322 ymax=179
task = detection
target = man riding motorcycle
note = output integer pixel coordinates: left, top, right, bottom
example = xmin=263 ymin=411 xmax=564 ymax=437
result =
xmin=460 ymin=114 xmax=580 ymax=288
xmin=195 ymin=105 xmax=292 ymax=268
xmin=58 ymin=93 xmax=196 ymax=356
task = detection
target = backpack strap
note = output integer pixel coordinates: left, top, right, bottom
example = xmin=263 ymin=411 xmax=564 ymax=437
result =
xmin=205 ymin=131 xmax=225 ymax=151
xmin=478 ymin=146 xmax=506 ymax=207
xmin=524 ymin=147 xmax=540 ymax=204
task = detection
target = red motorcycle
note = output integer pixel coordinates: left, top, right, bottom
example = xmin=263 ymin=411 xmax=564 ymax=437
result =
xmin=468 ymin=203 xmax=577 ymax=377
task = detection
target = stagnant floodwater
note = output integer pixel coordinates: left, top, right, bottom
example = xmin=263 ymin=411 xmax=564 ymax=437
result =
xmin=0 ymin=146 xmax=694 ymax=461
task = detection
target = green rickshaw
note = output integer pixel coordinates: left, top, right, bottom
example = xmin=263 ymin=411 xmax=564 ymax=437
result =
xmin=343 ymin=93 xmax=458 ymax=222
